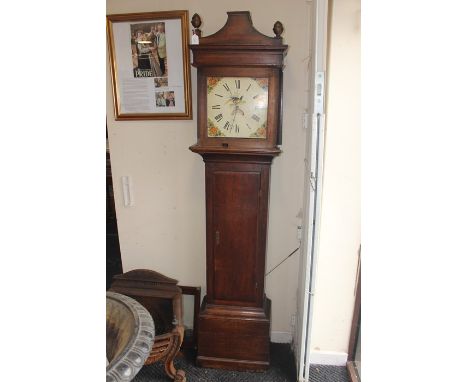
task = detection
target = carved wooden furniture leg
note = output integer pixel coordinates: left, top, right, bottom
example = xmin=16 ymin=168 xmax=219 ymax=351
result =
xmin=164 ymin=297 xmax=185 ymax=381
xmin=174 ymin=370 xmax=186 ymax=382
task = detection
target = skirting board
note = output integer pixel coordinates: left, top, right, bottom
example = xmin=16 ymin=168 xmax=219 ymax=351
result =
xmin=309 ymin=350 xmax=348 ymax=366
xmin=271 ymin=331 xmax=292 ymax=343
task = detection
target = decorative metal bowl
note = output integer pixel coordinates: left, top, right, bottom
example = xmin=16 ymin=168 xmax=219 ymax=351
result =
xmin=106 ymin=292 xmax=155 ymax=382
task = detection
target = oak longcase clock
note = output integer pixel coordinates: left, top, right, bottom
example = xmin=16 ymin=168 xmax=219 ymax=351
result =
xmin=189 ymin=11 xmax=287 ymax=371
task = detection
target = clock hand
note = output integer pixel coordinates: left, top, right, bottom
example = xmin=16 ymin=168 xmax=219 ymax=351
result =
xmin=226 ymin=95 xmax=243 ymax=105
xmin=231 ymin=105 xmax=245 ymax=116
xmin=231 ymin=107 xmax=238 ymax=130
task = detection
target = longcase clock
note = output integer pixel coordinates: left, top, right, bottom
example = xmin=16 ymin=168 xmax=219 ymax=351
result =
xmin=189 ymin=11 xmax=288 ymax=371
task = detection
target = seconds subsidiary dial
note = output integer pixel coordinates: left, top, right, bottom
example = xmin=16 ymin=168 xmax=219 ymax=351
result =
xmin=207 ymin=77 xmax=269 ymax=139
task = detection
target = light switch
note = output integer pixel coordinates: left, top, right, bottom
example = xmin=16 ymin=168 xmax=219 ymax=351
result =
xmin=122 ymin=176 xmax=134 ymax=207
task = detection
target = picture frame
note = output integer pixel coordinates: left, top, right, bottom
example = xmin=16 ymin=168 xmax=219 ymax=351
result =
xmin=179 ymin=285 xmax=201 ymax=350
xmin=107 ymin=11 xmax=192 ymax=120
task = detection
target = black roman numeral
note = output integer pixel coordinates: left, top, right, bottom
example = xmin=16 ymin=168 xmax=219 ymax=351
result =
xmin=211 ymin=105 xmax=221 ymax=110
xmin=223 ymin=121 xmax=230 ymax=130
xmin=235 ymin=79 xmax=240 ymax=89
xmin=215 ymin=113 xmax=223 ymax=122
xmin=215 ymin=93 xmax=223 ymax=97
xmin=223 ymin=83 xmax=230 ymax=92
xmin=246 ymin=123 xmax=251 ymax=130
xmin=235 ymin=124 xmax=240 ymax=133
xmin=251 ymin=114 xmax=260 ymax=122
xmin=253 ymin=94 xmax=260 ymax=99
xmin=246 ymin=84 xmax=251 ymax=92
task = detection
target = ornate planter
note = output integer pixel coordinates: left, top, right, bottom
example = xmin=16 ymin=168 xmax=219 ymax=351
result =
xmin=106 ymin=292 xmax=155 ymax=382
xmin=110 ymin=269 xmax=186 ymax=382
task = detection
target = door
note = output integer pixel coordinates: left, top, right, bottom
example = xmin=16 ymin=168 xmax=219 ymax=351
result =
xmin=205 ymin=161 xmax=270 ymax=308
xmin=213 ymin=170 xmax=260 ymax=304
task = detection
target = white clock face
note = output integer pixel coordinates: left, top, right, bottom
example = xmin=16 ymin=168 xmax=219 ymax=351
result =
xmin=207 ymin=77 xmax=268 ymax=139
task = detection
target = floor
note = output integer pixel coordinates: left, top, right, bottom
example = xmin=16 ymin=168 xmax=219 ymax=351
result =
xmin=134 ymin=344 xmax=350 ymax=382
xmin=309 ymin=365 xmax=350 ymax=382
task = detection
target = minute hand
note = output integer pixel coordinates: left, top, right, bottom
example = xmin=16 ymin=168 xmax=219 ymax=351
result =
xmin=230 ymin=108 xmax=237 ymax=131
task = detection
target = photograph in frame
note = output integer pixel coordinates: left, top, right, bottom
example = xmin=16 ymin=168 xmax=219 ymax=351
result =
xmin=107 ymin=11 xmax=192 ymax=120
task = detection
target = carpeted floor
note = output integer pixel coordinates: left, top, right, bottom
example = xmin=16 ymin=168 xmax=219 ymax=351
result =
xmin=309 ymin=365 xmax=350 ymax=382
xmin=133 ymin=344 xmax=349 ymax=382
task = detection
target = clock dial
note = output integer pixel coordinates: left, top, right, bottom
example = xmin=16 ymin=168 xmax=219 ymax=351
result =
xmin=207 ymin=77 xmax=268 ymax=139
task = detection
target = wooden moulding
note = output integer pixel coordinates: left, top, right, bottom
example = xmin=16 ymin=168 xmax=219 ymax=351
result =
xmin=190 ymin=11 xmax=287 ymax=68
xmin=198 ymin=11 xmax=284 ymax=45
xmin=190 ymin=48 xmax=287 ymax=68
xmin=189 ymin=145 xmax=281 ymax=160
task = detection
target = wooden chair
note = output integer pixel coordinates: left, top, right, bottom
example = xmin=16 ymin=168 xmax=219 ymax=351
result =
xmin=110 ymin=269 xmax=186 ymax=382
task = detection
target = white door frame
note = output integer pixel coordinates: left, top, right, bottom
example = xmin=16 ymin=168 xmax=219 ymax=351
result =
xmin=295 ymin=1 xmax=329 ymax=381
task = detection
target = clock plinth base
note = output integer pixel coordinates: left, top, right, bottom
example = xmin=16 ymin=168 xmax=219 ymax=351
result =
xmin=196 ymin=297 xmax=271 ymax=371
xmin=196 ymin=356 xmax=269 ymax=372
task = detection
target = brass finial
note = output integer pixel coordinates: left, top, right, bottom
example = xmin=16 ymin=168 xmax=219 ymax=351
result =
xmin=273 ymin=21 xmax=284 ymax=38
xmin=191 ymin=13 xmax=202 ymax=37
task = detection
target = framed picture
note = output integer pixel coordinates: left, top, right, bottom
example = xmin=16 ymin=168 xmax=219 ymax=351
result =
xmin=107 ymin=11 xmax=192 ymax=120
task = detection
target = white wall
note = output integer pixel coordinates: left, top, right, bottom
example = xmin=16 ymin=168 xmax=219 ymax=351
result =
xmin=106 ymin=0 xmax=312 ymax=337
xmin=309 ymin=0 xmax=361 ymax=364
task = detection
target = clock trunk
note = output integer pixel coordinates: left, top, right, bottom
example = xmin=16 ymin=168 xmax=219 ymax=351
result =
xmin=198 ymin=154 xmax=273 ymax=371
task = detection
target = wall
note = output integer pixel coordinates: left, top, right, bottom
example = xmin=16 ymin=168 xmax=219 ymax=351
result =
xmin=106 ymin=0 xmax=311 ymax=337
xmin=309 ymin=0 xmax=361 ymax=364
